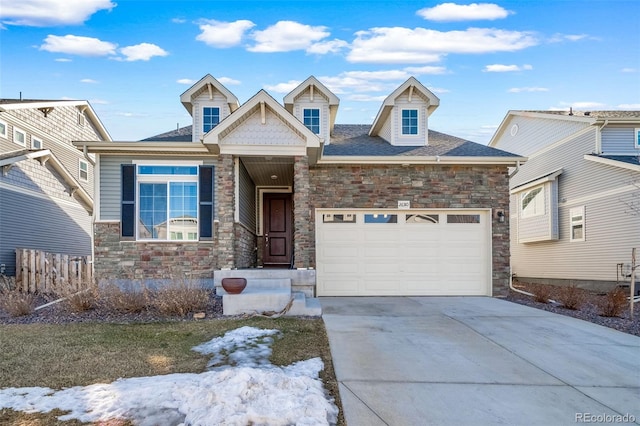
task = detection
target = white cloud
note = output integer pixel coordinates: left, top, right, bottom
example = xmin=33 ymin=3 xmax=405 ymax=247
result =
xmin=508 ymin=87 xmax=549 ymax=93
xmin=0 ymin=0 xmax=115 ymax=26
xmin=404 ymin=66 xmax=448 ymax=75
xmin=249 ymin=21 xmax=330 ymax=53
xmin=571 ymin=101 xmax=606 ymax=109
xmin=306 ymin=39 xmax=349 ymax=55
xmin=621 ymin=68 xmax=637 ymax=73
xmin=347 ymin=94 xmax=388 ymax=102
xmin=549 ymin=33 xmax=589 ymax=43
xmin=177 ymin=78 xmax=196 ymax=85
xmin=484 ymin=64 xmax=532 ymax=72
xmin=428 ymin=86 xmax=451 ymax=94
xmin=217 ymin=77 xmax=241 ymax=85
xmin=172 ymin=18 xmax=186 ymax=24
xmin=54 ymin=58 xmax=72 ymax=62
xmin=196 ymin=20 xmax=255 ymax=48
xmin=263 ymin=80 xmax=302 ymax=93
xmin=348 ymin=27 xmax=537 ymax=64
xmin=80 ymin=78 xmax=98 ymax=84
xmin=417 ymin=2 xmax=510 ymax=21
xmin=40 ymin=34 xmax=117 ymax=56
xmin=119 ymin=43 xmax=168 ymax=61
xmin=342 ymin=70 xmax=410 ymax=80
xmin=617 ymin=103 xmax=640 ymax=109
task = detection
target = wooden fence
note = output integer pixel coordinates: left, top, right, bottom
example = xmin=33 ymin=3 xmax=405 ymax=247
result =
xmin=15 ymin=248 xmax=92 ymax=294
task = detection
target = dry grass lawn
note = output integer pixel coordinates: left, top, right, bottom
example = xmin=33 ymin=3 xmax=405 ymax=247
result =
xmin=0 ymin=318 xmax=344 ymax=425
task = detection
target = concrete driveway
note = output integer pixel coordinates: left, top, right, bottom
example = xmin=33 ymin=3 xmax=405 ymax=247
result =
xmin=320 ymin=297 xmax=640 ymax=426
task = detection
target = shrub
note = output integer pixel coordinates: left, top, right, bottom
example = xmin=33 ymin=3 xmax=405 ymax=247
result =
xmin=531 ymin=283 xmax=552 ymax=303
xmin=0 ymin=288 xmax=36 ymax=317
xmin=598 ymin=286 xmax=628 ymax=318
xmin=556 ymin=284 xmax=585 ymax=310
xmin=99 ymin=281 xmax=150 ymax=313
xmin=52 ymin=281 xmax=99 ymax=313
xmin=152 ymin=280 xmax=210 ymax=317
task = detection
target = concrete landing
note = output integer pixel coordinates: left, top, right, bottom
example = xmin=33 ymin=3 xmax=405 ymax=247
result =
xmin=220 ymin=277 xmax=321 ymax=316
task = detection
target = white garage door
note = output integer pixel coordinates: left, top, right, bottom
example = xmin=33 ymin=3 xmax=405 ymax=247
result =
xmin=316 ymin=210 xmax=491 ymax=296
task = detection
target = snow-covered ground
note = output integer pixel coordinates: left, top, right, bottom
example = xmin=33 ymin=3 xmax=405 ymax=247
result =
xmin=0 ymin=326 xmax=339 ymax=425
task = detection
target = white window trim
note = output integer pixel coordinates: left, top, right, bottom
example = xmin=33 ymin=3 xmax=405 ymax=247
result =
xmin=32 ymin=137 xmax=43 ymax=149
xmin=302 ymin=107 xmax=321 ymax=134
xmin=13 ymin=127 xmax=26 ymax=147
xmin=635 ymin=128 xmax=640 ymax=149
xmin=79 ymin=159 xmax=89 ymax=182
xmin=78 ymin=111 xmax=85 ymax=126
xmin=569 ymin=206 xmax=585 ymax=242
xmin=135 ymin=161 xmax=202 ymax=242
xmin=202 ymin=106 xmax=220 ymax=133
xmin=400 ymin=108 xmax=420 ymax=136
xmin=0 ymin=119 xmax=7 ymax=138
xmin=520 ymin=185 xmax=545 ymax=218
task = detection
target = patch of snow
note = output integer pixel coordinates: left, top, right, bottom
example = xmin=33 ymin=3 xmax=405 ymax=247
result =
xmin=0 ymin=326 xmax=338 ymax=425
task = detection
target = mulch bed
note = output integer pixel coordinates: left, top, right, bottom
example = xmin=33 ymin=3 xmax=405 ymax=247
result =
xmin=0 ymin=289 xmax=224 ymax=325
xmin=2 ymin=282 xmax=639 ymax=337
xmin=506 ymin=281 xmax=640 ymax=337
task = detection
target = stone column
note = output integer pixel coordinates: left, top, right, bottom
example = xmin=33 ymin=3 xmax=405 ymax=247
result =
xmin=216 ymin=154 xmax=235 ymax=269
xmin=293 ymin=155 xmax=311 ymax=268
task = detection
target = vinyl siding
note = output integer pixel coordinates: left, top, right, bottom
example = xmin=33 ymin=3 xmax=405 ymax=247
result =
xmin=238 ymin=160 xmax=256 ymax=231
xmin=601 ymin=126 xmax=639 ymax=154
xmin=0 ymin=163 xmax=92 ymax=276
xmin=191 ymin=92 xmax=232 ymax=143
xmin=516 ymin=180 xmax=559 ymax=242
xmin=0 ymin=105 xmax=104 ymax=197
xmin=292 ymin=89 xmax=330 ymax=143
xmin=223 ymin=109 xmax=307 ymax=146
xmin=495 ymin=115 xmax=591 ymax=156
xmin=509 ymin=126 xmax=640 ymax=281
xmin=378 ymin=113 xmax=392 ymax=143
xmin=392 ymin=92 xmax=428 ymax=146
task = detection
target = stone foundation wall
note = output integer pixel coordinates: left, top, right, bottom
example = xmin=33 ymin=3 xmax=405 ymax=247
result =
xmin=94 ymin=222 xmax=216 ymax=280
xmin=308 ymin=164 xmax=512 ymax=296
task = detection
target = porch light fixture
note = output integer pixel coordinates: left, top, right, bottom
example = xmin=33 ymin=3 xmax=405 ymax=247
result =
xmin=271 ymin=174 xmax=278 ymax=180
xmin=496 ymin=210 xmax=505 ymax=223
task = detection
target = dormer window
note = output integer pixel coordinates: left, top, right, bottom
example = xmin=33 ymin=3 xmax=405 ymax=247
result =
xmin=303 ymin=108 xmax=320 ymax=134
xmin=203 ymin=107 xmax=220 ymax=133
xmin=401 ymin=109 xmax=418 ymax=135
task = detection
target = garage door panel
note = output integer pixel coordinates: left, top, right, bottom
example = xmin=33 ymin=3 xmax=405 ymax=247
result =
xmin=317 ymin=210 xmax=490 ymax=296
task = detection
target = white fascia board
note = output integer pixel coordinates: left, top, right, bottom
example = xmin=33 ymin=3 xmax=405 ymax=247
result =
xmin=584 ymin=154 xmax=640 ymax=171
xmin=0 ymin=100 xmax=86 ymax=111
xmin=72 ymin=141 xmax=212 ymax=155
xmin=510 ymin=168 xmax=563 ymax=194
xmin=0 ymin=149 xmax=52 ymax=166
xmin=317 ymin=155 xmax=526 ymax=166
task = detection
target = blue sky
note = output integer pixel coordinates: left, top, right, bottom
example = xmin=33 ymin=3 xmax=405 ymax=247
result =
xmin=1 ymin=0 xmax=639 ymax=143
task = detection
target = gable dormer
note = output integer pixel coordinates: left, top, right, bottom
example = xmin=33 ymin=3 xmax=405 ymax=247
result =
xmin=284 ymin=76 xmax=339 ymax=145
xmin=370 ymin=77 xmax=440 ymax=146
xmin=180 ymin=74 xmax=240 ymax=143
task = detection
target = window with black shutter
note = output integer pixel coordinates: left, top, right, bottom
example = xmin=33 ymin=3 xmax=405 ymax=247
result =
xmin=199 ymin=165 xmax=214 ymax=240
xmin=121 ymin=164 xmax=136 ymax=239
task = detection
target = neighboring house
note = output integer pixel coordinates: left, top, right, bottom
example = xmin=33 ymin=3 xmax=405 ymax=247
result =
xmin=489 ymin=110 xmax=640 ymax=291
xmin=74 ymin=75 xmax=523 ymax=297
xmin=0 ymin=99 xmax=111 ymax=276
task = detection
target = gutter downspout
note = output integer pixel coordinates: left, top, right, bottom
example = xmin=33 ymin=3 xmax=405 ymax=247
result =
xmin=509 ymin=267 xmax=557 ymax=304
xmin=595 ymin=119 xmax=608 ymax=154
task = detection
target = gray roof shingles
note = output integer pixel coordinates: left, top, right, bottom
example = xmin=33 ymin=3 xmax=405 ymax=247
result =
xmin=525 ymin=110 xmax=640 ymax=119
xmin=142 ymin=124 xmax=519 ymax=158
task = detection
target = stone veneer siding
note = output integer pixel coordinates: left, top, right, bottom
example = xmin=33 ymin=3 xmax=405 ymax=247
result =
xmin=93 ymin=222 xmax=216 ymax=280
xmin=308 ymin=164 xmax=511 ymax=296
xmin=293 ymin=155 xmax=311 ymax=268
xmin=234 ymin=223 xmax=257 ymax=268
xmin=216 ymin=155 xmax=235 ymax=268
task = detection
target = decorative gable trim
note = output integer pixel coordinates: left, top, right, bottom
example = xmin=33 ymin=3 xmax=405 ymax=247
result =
xmin=179 ymin=74 xmax=240 ymax=116
xmin=369 ymin=77 xmax=440 ymax=145
xmin=203 ymin=90 xmax=323 ymax=162
xmin=284 ymin=76 xmax=340 ymax=134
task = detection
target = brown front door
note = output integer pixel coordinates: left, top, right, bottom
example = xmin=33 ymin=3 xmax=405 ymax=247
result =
xmin=263 ymin=193 xmax=292 ymax=267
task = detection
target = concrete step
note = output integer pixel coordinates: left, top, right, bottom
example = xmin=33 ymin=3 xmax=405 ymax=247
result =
xmin=216 ymin=278 xmax=291 ymax=295
xmin=222 ymin=289 xmax=322 ymax=317
xmin=287 ymin=292 xmax=322 ymax=316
